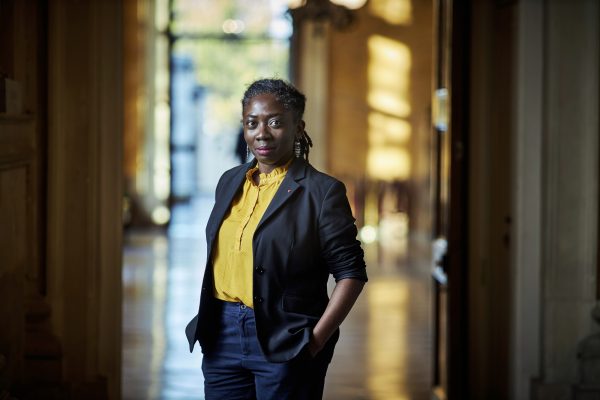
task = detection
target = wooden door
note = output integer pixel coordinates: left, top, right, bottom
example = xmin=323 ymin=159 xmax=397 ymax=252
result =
xmin=431 ymin=0 xmax=469 ymax=399
xmin=0 ymin=0 xmax=49 ymax=389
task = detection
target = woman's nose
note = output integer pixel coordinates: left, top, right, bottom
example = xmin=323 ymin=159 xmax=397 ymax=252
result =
xmin=255 ymin=122 xmax=271 ymax=139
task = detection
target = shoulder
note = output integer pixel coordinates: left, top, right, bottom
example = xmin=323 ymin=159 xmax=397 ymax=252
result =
xmin=303 ymin=161 xmax=345 ymax=190
xmin=217 ymin=162 xmax=252 ymax=186
xmin=215 ymin=162 xmax=252 ymax=196
xmin=294 ymin=160 xmax=347 ymax=201
xmin=222 ymin=161 xmax=252 ymax=179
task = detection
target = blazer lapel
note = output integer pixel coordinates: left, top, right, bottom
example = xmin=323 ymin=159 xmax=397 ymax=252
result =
xmin=256 ymin=158 xmax=307 ymax=232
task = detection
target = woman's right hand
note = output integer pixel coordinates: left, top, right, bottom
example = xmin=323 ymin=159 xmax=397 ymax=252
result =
xmin=307 ymin=330 xmax=325 ymax=358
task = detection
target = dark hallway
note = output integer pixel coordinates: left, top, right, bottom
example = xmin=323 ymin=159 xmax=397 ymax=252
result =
xmin=1 ymin=1 xmax=599 ymax=400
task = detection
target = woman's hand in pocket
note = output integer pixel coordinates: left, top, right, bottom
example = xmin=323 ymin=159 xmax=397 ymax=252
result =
xmin=307 ymin=330 xmax=325 ymax=358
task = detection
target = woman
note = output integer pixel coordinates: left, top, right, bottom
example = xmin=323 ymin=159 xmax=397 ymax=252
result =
xmin=186 ymin=78 xmax=367 ymax=399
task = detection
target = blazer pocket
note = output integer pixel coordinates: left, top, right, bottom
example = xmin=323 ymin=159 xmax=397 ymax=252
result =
xmin=282 ymin=295 xmax=323 ymax=318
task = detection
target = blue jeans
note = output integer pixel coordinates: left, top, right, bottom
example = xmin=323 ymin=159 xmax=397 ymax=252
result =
xmin=201 ymin=301 xmax=333 ymax=400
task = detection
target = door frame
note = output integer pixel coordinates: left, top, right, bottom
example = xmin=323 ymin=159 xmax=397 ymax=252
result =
xmin=431 ymin=0 xmax=470 ymax=398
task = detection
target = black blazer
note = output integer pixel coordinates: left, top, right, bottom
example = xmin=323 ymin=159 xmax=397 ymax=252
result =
xmin=185 ymin=157 xmax=367 ymax=362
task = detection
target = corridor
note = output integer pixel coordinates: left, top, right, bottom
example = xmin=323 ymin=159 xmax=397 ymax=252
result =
xmin=122 ymin=196 xmax=432 ymax=400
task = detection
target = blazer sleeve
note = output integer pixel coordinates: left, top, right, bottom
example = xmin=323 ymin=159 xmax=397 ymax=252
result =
xmin=318 ymin=180 xmax=368 ymax=282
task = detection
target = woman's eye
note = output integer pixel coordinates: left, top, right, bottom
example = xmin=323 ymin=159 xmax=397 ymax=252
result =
xmin=246 ymin=120 xmax=257 ymax=128
xmin=269 ymin=119 xmax=281 ymax=128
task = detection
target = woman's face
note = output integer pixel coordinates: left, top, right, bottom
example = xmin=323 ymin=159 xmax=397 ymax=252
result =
xmin=243 ymin=93 xmax=303 ymax=174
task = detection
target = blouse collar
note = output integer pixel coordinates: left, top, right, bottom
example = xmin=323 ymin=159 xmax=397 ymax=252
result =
xmin=245 ymin=158 xmax=293 ymax=185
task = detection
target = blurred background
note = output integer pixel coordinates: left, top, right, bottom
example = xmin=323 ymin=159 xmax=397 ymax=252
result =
xmin=0 ymin=0 xmax=598 ymax=399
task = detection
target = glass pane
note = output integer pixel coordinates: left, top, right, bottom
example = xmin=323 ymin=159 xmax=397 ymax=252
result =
xmin=171 ymin=38 xmax=289 ymax=192
xmin=170 ymin=0 xmax=291 ymax=194
xmin=172 ymin=0 xmax=292 ymax=38
xmin=174 ymin=38 xmax=289 ymax=134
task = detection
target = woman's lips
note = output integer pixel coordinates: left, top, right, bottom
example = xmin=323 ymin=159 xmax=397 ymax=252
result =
xmin=255 ymin=146 xmax=274 ymax=156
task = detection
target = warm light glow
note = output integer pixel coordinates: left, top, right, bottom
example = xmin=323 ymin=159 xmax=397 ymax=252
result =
xmin=367 ymin=147 xmax=411 ymax=181
xmin=367 ymin=36 xmax=411 ymax=117
xmin=222 ymin=19 xmax=245 ymax=34
xmin=367 ymin=278 xmax=410 ymax=399
xmin=288 ymin=0 xmax=367 ymax=10
xmin=367 ymin=35 xmax=412 ymax=182
xmin=379 ymin=212 xmax=409 ymax=256
xmin=368 ymin=90 xmax=411 ymax=117
xmin=368 ymin=112 xmax=411 ymax=145
xmin=151 ymin=206 xmax=171 ymax=225
xmin=369 ymin=0 xmax=413 ymax=25
xmin=360 ymin=225 xmax=379 ymax=244
xmin=287 ymin=0 xmax=306 ymax=9
xmin=155 ymin=0 xmax=170 ymax=30
xmin=153 ymin=35 xmax=171 ymax=206
xmin=153 ymin=101 xmax=171 ymax=201
xmin=330 ymin=0 xmax=368 ymax=9
xmin=369 ymin=64 xmax=409 ymax=92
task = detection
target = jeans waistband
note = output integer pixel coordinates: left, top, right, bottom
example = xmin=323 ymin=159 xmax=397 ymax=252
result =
xmin=218 ymin=299 xmax=253 ymax=313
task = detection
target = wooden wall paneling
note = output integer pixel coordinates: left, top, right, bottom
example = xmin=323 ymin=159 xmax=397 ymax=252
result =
xmin=0 ymin=164 xmax=28 ymax=390
xmin=47 ymin=1 xmax=123 ymax=397
xmin=0 ymin=117 xmax=35 ymax=390
xmin=0 ymin=0 xmax=65 ymax=395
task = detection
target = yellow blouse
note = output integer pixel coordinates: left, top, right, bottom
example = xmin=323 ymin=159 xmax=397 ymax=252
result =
xmin=212 ymin=161 xmax=291 ymax=308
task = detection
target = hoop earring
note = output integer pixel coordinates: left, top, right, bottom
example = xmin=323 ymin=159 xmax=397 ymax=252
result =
xmin=246 ymin=145 xmax=251 ymax=162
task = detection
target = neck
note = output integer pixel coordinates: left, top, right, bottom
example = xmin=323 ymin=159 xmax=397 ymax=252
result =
xmin=257 ymin=156 xmax=294 ymax=175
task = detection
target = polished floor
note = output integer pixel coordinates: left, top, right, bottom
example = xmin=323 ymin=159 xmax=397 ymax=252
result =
xmin=122 ymin=196 xmax=432 ymax=400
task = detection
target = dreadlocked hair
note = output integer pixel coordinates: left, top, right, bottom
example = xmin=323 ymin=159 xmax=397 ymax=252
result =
xmin=242 ymin=78 xmax=313 ymax=160
xmin=295 ymin=130 xmax=313 ymax=161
